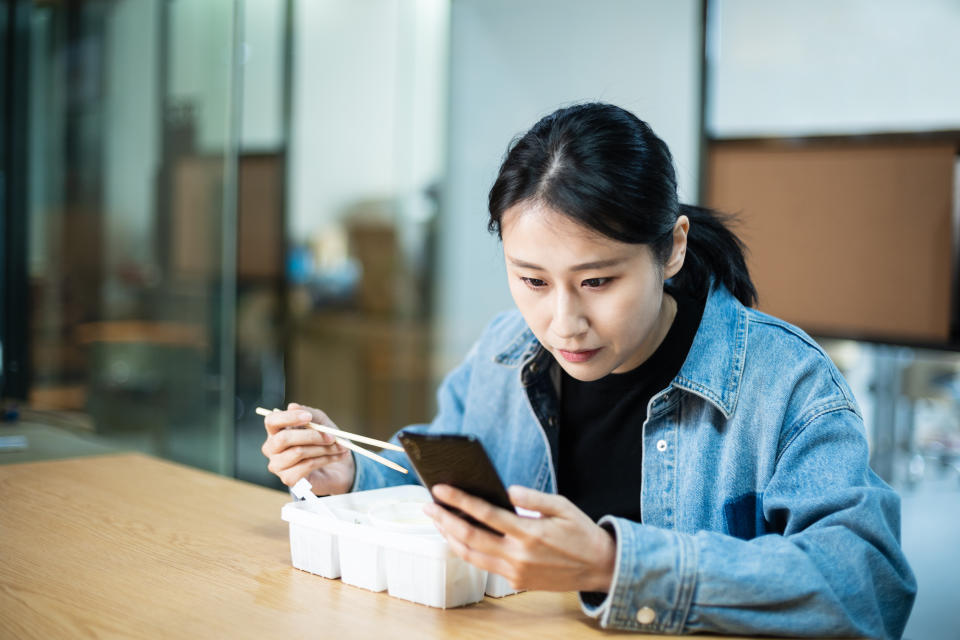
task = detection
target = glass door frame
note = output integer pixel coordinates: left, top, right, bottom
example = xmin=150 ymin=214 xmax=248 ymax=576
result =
xmin=1 ymin=0 xmax=31 ymax=401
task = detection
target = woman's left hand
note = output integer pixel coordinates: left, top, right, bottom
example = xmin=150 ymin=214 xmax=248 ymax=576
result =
xmin=423 ymin=484 xmax=617 ymax=592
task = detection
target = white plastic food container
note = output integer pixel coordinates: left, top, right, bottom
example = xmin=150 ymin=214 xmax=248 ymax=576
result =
xmin=282 ymin=484 xmax=519 ymax=608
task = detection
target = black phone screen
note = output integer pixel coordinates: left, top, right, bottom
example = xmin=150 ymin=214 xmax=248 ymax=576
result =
xmin=398 ymin=431 xmax=513 ymax=534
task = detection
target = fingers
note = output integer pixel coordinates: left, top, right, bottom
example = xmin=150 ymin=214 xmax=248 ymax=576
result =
xmin=276 ymin=452 xmax=349 ymax=487
xmin=266 ymin=444 xmax=346 ymax=476
xmin=281 ymin=425 xmax=338 ymax=448
xmin=261 ymin=407 xmax=343 ymax=485
xmin=260 ymin=403 xmax=353 ymax=487
xmin=264 ymin=406 xmax=337 ymax=442
xmin=264 ymin=408 xmax=314 ymax=436
xmin=261 ymin=424 xmax=338 ymax=458
xmin=431 ymin=485 xmax=532 ymax=539
xmin=264 ymin=404 xmax=328 ymax=433
xmin=426 ymin=485 xmax=614 ymax=593
xmin=507 ymin=485 xmax=575 ymax=517
xmin=439 ymin=527 xmax=516 ymax=580
xmin=424 ymin=491 xmax=542 ymax=590
xmin=423 ymin=500 xmax=506 ymax=554
xmin=288 ymin=403 xmax=336 ymax=429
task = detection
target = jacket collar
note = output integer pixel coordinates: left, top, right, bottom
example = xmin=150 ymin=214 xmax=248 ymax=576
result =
xmin=494 ymin=284 xmax=748 ymax=419
xmin=494 ymin=325 xmax=540 ymax=367
xmin=672 ymin=284 xmax=747 ymax=419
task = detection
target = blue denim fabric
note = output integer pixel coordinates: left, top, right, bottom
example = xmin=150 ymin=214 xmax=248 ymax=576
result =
xmin=351 ymin=284 xmax=916 ymax=639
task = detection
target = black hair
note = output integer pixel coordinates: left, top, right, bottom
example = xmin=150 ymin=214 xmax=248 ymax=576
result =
xmin=487 ymin=102 xmax=757 ymax=308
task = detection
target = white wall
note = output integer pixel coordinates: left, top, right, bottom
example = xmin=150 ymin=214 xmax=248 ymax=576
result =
xmin=288 ymin=0 xmax=449 ymax=241
xmin=708 ymin=0 xmax=960 ymax=137
xmin=438 ymin=0 xmax=703 ymax=368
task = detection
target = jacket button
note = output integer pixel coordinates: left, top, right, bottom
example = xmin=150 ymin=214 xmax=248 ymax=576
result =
xmin=656 ymin=439 xmax=667 ymax=452
xmin=635 ymin=606 xmax=656 ymax=624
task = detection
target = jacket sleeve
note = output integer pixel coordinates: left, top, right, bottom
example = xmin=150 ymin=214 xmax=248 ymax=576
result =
xmin=581 ymin=406 xmax=916 ymax=640
xmin=351 ymin=341 xmax=477 ymax=492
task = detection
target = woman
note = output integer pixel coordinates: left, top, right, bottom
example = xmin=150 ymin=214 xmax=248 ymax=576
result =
xmin=262 ymin=103 xmax=915 ymax=638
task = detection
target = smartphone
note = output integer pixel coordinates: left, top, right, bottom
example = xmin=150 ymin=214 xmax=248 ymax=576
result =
xmin=398 ymin=431 xmax=513 ymax=535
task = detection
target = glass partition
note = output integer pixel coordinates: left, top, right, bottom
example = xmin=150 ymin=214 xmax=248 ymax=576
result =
xmin=8 ymin=0 xmax=445 ymax=483
xmin=22 ymin=0 xmax=241 ymax=473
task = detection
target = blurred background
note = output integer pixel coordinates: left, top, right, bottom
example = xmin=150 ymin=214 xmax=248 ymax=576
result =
xmin=1 ymin=1 xmax=958 ymax=637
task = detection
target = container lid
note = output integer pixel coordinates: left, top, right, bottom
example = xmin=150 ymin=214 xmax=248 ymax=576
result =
xmin=367 ymin=501 xmax=438 ymax=535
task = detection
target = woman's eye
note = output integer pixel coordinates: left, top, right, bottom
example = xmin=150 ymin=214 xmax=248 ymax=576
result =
xmin=582 ymin=277 xmax=611 ymax=288
xmin=521 ymin=277 xmax=547 ymax=288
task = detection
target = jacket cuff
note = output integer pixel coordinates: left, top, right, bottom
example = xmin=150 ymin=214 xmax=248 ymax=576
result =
xmin=578 ymin=521 xmax=618 ymax=616
xmin=583 ymin=516 xmax=698 ymax=633
xmin=350 ymin=449 xmax=417 ymax=492
xmin=349 ymin=450 xmax=383 ymax=492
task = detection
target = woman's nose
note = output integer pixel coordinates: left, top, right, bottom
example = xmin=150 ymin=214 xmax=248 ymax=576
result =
xmin=551 ymin=291 xmax=588 ymax=339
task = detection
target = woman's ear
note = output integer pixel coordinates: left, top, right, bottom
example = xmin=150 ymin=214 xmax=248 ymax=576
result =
xmin=663 ymin=215 xmax=689 ymax=280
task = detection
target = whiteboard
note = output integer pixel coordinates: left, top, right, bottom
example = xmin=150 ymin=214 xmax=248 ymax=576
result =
xmin=707 ymin=0 xmax=960 ymax=138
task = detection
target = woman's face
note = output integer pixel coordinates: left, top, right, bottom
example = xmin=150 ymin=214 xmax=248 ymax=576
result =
xmin=501 ymin=202 xmax=687 ymax=382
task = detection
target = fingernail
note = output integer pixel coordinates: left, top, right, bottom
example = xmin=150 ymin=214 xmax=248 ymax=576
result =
xmin=297 ymin=411 xmax=313 ymax=422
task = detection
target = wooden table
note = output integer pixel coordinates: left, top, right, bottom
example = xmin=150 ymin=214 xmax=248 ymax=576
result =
xmin=0 ymin=454 xmax=735 ymax=639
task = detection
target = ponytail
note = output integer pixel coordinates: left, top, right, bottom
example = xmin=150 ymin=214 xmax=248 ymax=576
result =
xmin=673 ymin=205 xmax=757 ymax=308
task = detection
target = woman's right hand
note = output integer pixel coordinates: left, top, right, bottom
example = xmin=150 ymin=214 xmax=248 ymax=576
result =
xmin=261 ymin=402 xmax=356 ymax=495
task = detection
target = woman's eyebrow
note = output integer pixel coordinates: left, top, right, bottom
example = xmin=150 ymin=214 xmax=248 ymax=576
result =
xmin=507 ymin=257 xmax=545 ymax=270
xmin=506 ymin=256 xmax=626 ymax=271
xmin=569 ymin=258 xmax=626 ymax=271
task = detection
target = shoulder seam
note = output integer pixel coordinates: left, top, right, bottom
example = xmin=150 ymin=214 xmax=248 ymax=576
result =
xmin=775 ymin=402 xmax=860 ymax=466
xmin=746 ymin=313 xmax=859 ymax=409
xmin=746 ymin=312 xmax=823 ymax=352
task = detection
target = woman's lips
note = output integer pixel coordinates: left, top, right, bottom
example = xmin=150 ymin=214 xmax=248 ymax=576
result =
xmin=556 ymin=348 xmax=601 ymax=363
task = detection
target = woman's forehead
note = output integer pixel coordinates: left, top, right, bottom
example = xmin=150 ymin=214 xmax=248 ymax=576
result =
xmin=501 ymin=203 xmax=649 ymax=268
xmin=502 ymin=202 xmax=607 ymax=242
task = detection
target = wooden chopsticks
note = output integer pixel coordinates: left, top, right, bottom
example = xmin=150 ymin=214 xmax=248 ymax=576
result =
xmin=256 ymin=407 xmax=407 ymax=475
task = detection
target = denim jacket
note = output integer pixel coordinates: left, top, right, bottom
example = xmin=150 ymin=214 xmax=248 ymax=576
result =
xmin=351 ymin=284 xmax=916 ymax=639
